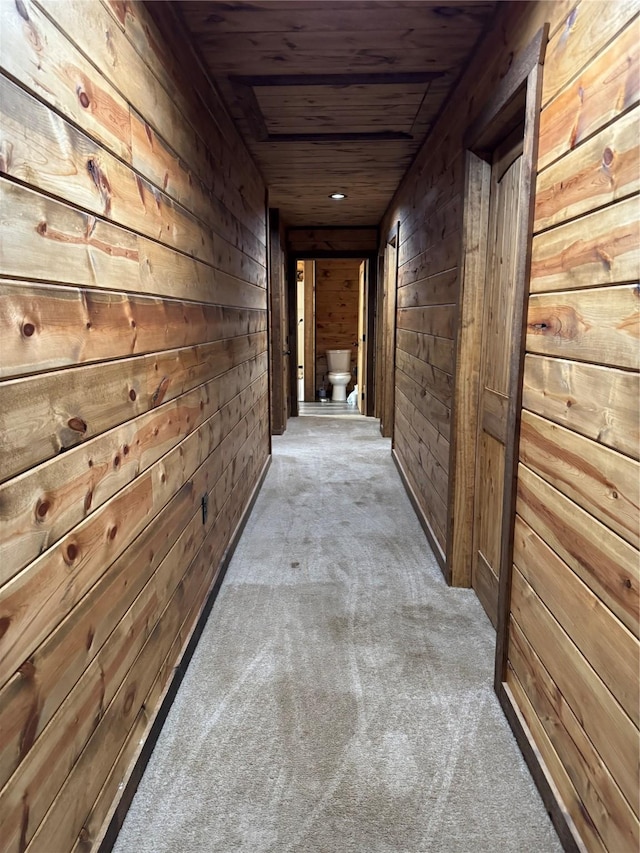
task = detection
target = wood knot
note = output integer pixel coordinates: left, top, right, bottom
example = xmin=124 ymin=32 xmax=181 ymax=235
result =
xmin=113 ymin=454 xmax=120 ymax=468
xmin=129 ymin=389 xmax=137 ymax=401
xmin=84 ymin=490 xmax=93 ymax=512
xmin=66 ymin=543 xmax=79 ymax=563
xmin=602 ymin=146 xmax=614 ymax=167
xmin=68 ymin=417 xmax=87 ymax=433
xmin=152 ymin=376 xmax=170 ymax=407
xmin=108 ymin=524 xmax=118 ymax=541
xmin=18 ymin=660 xmax=36 ymax=679
xmin=86 ymin=627 xmax=95 ymax=650
xmin=123 ymin=444 xmax=129 ymax=455
xmin=0 ymin=616 xmax=11 ymax=640
xmin=87 ymin=158 xmax=112 ymax=216
xmin=624 ymin=578 xmax=632 ymax=589
xmin=36 ymin=498 xmax=50 ymax=519
xmin=123 ymin=686 xmax=136 ymax=715
xmin=527 ymin=305 xmax=590 ymax=340
xmin=77 ymin=87 xmax=90 ymax=109
xmin=22 ymin=322 xmax=36 ymax=337
xmin=36 ymin=221 xmax=47 ymax=236
xmin=15 ymin=0 xmax=28 ymax=21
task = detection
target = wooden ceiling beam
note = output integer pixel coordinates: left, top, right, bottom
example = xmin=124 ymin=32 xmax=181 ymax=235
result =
xmin=230 ymin=72 xmax=443 ymax=88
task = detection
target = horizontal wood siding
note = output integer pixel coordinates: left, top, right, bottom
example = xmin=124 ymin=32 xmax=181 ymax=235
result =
xmin=0 ymin=1 xmax=268 ymax=850
xmin=287 ymin=227 xmax=378 ymax=254
xmin=510 ymin=7 xmax=640 ymax=851
xmin=314 ymin=259 xmax=361 ymax=394
xmin=381 ymin=1 xmax=639 ymax=849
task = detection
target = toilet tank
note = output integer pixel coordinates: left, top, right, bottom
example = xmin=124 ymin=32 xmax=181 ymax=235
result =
xmin=326 ymin=349 xmax=351 ymax=372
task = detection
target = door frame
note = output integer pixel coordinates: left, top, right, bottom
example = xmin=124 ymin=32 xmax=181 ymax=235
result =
xmin=446 ymin=24 xmax=582 ymax=850
xmin=269 ymin=208 xmax=290 ymax=432
xmin=447 ymin=25 xmax=548 ymax=640
xmin=379 ymin=223 xmax=399 ymax=439
xmin=289 ymin=250 xmax=377 ymax=416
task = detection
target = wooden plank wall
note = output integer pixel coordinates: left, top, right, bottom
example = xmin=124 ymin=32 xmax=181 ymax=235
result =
xmin=507 ymin=6 xmax=639 ymax=850
xmin=380 ymin=1 xmax=639 ymax=849
xmin=314 ymin=259 xmax=361 ymax=394
xmin=288 ymin=227 xmax=378 ymax=255
xmin=0 ymin=1 xmax=269 ymax=851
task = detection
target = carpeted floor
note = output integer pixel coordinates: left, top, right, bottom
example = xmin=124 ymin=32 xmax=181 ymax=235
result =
xmin=113 ymin=415 xmax=561 ymax=853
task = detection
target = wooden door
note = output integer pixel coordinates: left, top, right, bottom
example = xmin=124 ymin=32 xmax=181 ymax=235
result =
xmin=472 ymin=130 xmax=524 ymax=626
xmin=357 ymin=260 xmax=366 ymax=413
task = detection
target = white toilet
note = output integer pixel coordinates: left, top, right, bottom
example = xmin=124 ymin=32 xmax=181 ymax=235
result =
xmin=326 ymin=349 xmax=352 ymax=402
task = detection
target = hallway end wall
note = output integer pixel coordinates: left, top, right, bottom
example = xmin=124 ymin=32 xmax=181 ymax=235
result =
xmin=0 ymin=1 xmax=269 ymax=850
xmin=380 ymin=1 xmax=639 ymax=850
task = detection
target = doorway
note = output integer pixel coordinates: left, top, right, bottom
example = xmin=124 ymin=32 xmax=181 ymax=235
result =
xmin=293 ymin=256 xmax=373 ymax=413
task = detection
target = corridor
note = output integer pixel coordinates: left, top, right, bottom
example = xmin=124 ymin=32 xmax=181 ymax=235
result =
xmin=113 ymin=414 xmax=561 ymax=853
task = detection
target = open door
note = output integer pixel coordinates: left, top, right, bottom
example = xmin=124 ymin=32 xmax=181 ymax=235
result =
xmin=357 ymin=260 xmax=367 ymax=413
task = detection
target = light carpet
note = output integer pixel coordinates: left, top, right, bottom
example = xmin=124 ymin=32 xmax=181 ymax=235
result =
xmin=113 ymin=414 xmax=561 ymax=853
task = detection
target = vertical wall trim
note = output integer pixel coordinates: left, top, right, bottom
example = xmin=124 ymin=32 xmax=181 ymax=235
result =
xmin=494 ymin=29 xmax=548 ymax=688
xmin=447 ymin=152 xmax=491 ymax=587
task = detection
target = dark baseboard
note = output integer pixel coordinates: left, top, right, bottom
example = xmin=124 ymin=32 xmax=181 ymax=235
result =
xmin=392 ymin=449 xmax=447 ymax=577
xmin=98 ymin=455 xmax=272 ymax=853
xmin=498 ymin=682 xmax=585 ymax=853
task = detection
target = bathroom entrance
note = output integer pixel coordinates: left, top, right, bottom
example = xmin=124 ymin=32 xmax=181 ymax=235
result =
xmin=293 ymin=256 xmax=374 ymax=415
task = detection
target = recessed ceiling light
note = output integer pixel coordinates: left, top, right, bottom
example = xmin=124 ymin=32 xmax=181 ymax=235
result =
xmin=329 ymin=192 xmax=347 ymax=200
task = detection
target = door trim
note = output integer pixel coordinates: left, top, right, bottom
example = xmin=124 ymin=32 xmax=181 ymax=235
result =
xmin=290 ymin=250 xmax=378 ymax=415
xmin=448 ymin=22 xmax=583 ymax=853
xmin=380 ymin=223 xmax=399 ymax=440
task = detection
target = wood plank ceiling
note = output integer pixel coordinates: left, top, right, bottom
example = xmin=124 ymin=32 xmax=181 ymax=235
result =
xmin=172 ymin=1 xmax=497 ymax=226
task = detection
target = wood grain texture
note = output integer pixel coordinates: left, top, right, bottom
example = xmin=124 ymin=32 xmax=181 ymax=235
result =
xmin=541 ymin=0 xmax=639 ymax=107
xmin=530 ymin=194 xmax=640 ymax=294
xmin=538 ymin=16 xmax=640 ymax=170
xmin=38 ymin=0 xmax=265 ymax=219
xmin=522 ymin=354 xmax=639 ymax=459
xmin=505 ymin=667 xmax=608 ymax=853
xmin=287 ymin=228 xmax=378 ymax=253
xmin=516 ymin=465 xmax=639 ymax=638
xmin=508 ymin=622 xmax=635 ymax=853
xmin=510 ymin=570 xmax=639 ymax=838
xmin=0 ymin=408 xmax=268 ymax=853
xmin=0 ymin=2 xmax=269 ymax=849
xmin=0 ymin=181 xmax=268 ymax=309
xmin=0 ymin=379 xmax=267 ymax=796
xmin=395 ymin=328 xmax=454 ymax=375
xmin=535 ymin=107 xmax=640 ymax=231
xmin=394 ymin=430 xmax=447 ymax=551
xmin=0 ymin=280 xmax=266 ymax=379
xmin=519 ymin=410 xmax=639 ymax=547
xmin=0 ymin=76 xmax=265 ymax=285
xmin=513 ymin=514 xmax=639 ymax=727
xmin=526 ymin=284 xmax=639 ymax=370
xmin=0 ymin=332 xmax=267 ymax=483
xmin=0 ymin=356 xmax=267 ymax=586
